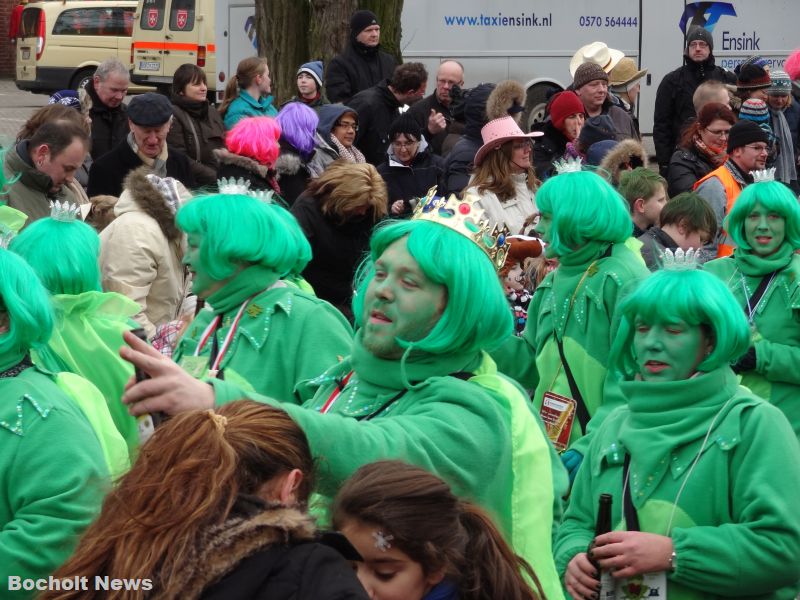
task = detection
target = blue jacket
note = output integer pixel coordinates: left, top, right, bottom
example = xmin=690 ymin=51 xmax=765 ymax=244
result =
xmin=223 ymin=90 xmax=278 ymax=130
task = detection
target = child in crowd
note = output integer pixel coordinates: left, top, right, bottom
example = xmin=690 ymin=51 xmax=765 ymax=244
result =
xmin=618 ymin=167 xmax=668 ymax=237
xmin=498 ymin=236 xmax=543 ymax=335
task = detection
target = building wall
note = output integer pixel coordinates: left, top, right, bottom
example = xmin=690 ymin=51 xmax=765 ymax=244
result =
xmin=0 ymin=0 xmax=17 ymax=77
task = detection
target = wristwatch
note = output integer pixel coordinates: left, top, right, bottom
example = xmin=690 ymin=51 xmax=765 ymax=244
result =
xmin=668 ymin=550 xmax=677 ymax=572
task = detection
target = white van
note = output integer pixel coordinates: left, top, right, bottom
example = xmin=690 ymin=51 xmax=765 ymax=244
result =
xmin=400 ymin=0 xmax=797 ymax=134
xmin=130 ymin=0 xmax=256 ymax=101
xmin=15 ymin=0 xmax=137 ymax=94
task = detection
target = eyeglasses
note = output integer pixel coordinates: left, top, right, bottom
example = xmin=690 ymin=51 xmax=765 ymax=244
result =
xmin=688 ymin=41 xmax=709 ymax=49
xmin=335 ymin=121 xmax=359 ymax=131
xmin=705 ymin=127 xmax=731 ymax=137
xmin=392 ymin=140 xmax=419 ymax=149
xmin=745 ymin=144 xmax=769 ymax=153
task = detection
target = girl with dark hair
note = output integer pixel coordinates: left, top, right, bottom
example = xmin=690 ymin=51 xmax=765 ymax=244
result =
xmin=333 ymin=460 xmax=543 ymax=600
xmin=43 ymin=401 xmax=369 ymax=600
xmin=667 ymin=102 xmax=737 ymax=196
xmin=168 ymin=63 xmax=225 ymax=187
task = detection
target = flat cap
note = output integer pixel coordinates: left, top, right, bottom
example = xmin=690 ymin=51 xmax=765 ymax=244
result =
xmin=127 ymin=92 xmax=173 ymax=126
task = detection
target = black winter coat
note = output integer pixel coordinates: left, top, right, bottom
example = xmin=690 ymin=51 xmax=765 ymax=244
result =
xmin=274 ymin=139 xmax=312 ymax=206
xmin=87 ymin=140 xmax=195 ymax=197
xmin=532 ymin=121 xmax=569 ymax=180
xmin=377 ymin=142 xmax=444 ymax=213
xmin=667 ymin=145 xmax=716 ymax=197
xmin=168 ymin=98 xmax=226 ymax=188
xmin=291 ymin=192 xmax=377 ymax=319
xmin=86 ymin=79 xmax=129 ymax=161
xmin=406 ymin=93 xmax=465 ymax=157
xmin=349 ymin=80 xmax=402 ymax=166
xmin=653 ymin=56 xmax=735 ymax=171
xmin=325 ymin=41 xmax=397 ymax=104
xmin=215 ymin=148 xmax=280 ymax=197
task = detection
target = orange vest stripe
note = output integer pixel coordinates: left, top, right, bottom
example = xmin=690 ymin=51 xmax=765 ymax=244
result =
xmin=693 ymin=165 xmax=742 ymax=257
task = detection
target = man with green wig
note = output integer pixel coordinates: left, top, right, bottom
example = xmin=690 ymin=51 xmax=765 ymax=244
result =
xmin=170 ymin=192 xmax=353 ymax=402
xmin=120 ymin=193 xmax=570 ymax=600
xmin=0 ymin=242 xmax=115 ymax=596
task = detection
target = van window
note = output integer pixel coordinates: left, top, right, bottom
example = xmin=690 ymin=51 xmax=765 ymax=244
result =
xmin=53 ymin=8 xmax=132 ymax=36
xmin=140 ymin=0 xmax=166 ymax=30
xmin=169 ymin=0 xmax=195 ymax=32
xmin=19 ymin=7 xmax=41 ymax=38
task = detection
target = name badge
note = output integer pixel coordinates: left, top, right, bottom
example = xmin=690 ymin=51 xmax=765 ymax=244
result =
xmin=615 ymin=571 xmax=667 ymax=599
xmin=539 ymin=390 xmax=576 ymax=452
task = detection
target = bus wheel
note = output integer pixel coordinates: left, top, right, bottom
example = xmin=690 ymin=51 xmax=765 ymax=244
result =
xmin=523 ymin=83 xmax=561 ymax=132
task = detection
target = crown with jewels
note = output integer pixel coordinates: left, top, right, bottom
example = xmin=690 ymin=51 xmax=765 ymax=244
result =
xmin=412 ymin=187 xmax=509 ymax=268
xmin=661 ymin=247 xmax=701 ymax=271
xmin=50 ymin=200 xmax=81 ymax=222
xmin=751 ymin=167 xmax=776 ymax=183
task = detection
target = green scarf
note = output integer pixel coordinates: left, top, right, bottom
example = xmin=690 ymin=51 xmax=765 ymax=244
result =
xmin=0 ymin=348 xmax=28 ymax=373
xmin=554 ymin=240 xmax=609 ymax=268
xmin=733 ymin=242 xmax=794 ymax=277
xmin=617 ymin=367 xmax=742 ymax=503
xmin=349 ymin=330 xmax=482 ymax=396
xmin=206 ymin=265 xmax=280 ymax=315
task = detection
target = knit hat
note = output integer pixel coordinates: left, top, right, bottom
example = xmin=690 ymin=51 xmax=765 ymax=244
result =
xmin=350 ymin=10 xmax=378 ymax=36
xmin=686 ymin=26 xmax=713 ymax=51
xmin=726 ymin=119 xmax=770 ymax=153
xmin=737 ymin=64 xmax=771 ymax=90
xmin=48 ymin=89 xmax=81 ymax=111
xmin=585 ymin=139 xmax=618 ymax=167
xmin=297 ymin=61 xmax=323 ymax=90
xmin=739 ymin=98 xmax=769 ymax=124
xmin=578 ymin=114 xmax=616 ymax=149
xmin=549 ymin=91 xmax=585 ymax=131
xmin=388 ymin=112 xmax=422 ymax=141
xmin=734 ymin=55 xmax=769 ymax=76
xmin=573 ymin=62 xmax=609 ymax=90
xmin=768 ymin=69 xmax=792 ymax=96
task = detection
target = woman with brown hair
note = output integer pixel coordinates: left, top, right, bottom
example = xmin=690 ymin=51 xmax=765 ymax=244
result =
xmin=333 ymin=460 xmax=543 ymax=600
xmin=290 ymin=160 xmax=387 ymax=319
xmin=667 ymin=101 xmax=737 ymax=196
xmin=220 ymin=56 xmax=278 ymax=130
xmin=44 ymin=400 xmax=369 ymax=600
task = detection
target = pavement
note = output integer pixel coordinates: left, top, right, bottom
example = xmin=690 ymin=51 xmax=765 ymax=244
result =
xmin=0 ymin=77 xmax=49 ymax=148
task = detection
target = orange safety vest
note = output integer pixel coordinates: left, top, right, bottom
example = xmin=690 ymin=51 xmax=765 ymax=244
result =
xmin=694 ymin=164 xmax=743 ymax=257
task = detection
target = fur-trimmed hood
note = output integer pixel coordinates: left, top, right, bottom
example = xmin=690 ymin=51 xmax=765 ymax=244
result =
xmin=114 ymin=166 xmax=184 ymax=242
xmin=274 ymin=149 xmax=304 ymax=178
xmin=162 ymin=506 xmax=317 ymax=599
xmin=486 ymin=79 xmax=525 ymax=122
xmin=599 ymin=138 xmax=649 ymax=185
xmin=214 ymin=148 xmax=274 ymax=180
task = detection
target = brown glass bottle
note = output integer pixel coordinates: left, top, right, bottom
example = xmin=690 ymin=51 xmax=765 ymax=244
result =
xmin=588 ymin=493 xmax=615 ymax=598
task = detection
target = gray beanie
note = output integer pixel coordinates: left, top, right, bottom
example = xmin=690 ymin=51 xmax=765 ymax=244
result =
xmin=686 ymin=26 xmax=713 ymax=52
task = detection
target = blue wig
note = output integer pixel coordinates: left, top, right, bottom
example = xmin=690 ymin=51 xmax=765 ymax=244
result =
xmin=276 ymin=102 xmax=319 ymax=160
xmin=176 ymin=194 xmax=311 ymax=280
xmin=609 ymin=268 xmax=750 ymax=378
xmin=536 ymin=170 xmax=632 ymax=257
xmin=352 ymin=220 xmax=512 ymax=355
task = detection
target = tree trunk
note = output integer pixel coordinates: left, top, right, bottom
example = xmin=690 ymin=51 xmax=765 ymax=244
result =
xmin=308 ymin=0 xmax=358 ymax=66
xmin=256 ymin=0 xmax=310 ymax=105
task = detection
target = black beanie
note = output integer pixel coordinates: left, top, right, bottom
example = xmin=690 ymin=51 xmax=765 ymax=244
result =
xmin=388 ymin=112 xmax=422 ymax=141
xmin=578 ymin=115 xmax=617 ymax=149
xmin=350 ymin=10 xmax=378 ymax=37
xmin=727 ymin=120 xmax=769 ymax=153
xmin=686 ymin=26 xmax=713 ymax=51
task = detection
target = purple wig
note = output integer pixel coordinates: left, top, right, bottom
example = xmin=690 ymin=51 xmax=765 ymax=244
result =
xmin=225 ymin=116 xmax=282 ymax=167
xmin=276 ymin=102 xmax=319 ymax=160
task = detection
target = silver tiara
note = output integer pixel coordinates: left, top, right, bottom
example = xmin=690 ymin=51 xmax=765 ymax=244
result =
xmin=661 ymin=247 xmax=700 ymax=271
xmin=552 ymin=156 xmax=583 ymax=174
xmin=217 ymin=177 xmax=252 ymax=196
xmin=0 ymin=227 xmax=14 ymax=250
xmin=50 ymin=200 xmax=81 ymax=222
xmin=751 ymin=167 xmax=776 ymax=182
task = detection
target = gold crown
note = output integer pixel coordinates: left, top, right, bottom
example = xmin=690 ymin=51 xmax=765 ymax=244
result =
xmin=412 ymin=187 xmax=509 ymax=268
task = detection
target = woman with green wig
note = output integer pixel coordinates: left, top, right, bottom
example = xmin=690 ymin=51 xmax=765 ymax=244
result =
xmin=0 ymin=244 xmax=114 ymax=591
xmin=704 ymin=178 xmax=800 ymax=437
xmin=555 ymin=267 xmax=800 ymax=600
xmin=10 ymin=208 xmax=141 ymax=453
xmin=493 ymin=168 xmax=649 ymax=479
xmin=172 ymin=193 xmax=352 ymax=402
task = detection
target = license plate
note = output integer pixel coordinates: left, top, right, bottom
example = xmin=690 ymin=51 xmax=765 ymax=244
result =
xmin=138 ymin=60 xmax=160 ymax=72
xmin=21 ymin=49 xmax=30 ymax=60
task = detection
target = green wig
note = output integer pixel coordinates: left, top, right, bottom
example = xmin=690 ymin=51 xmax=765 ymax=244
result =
xmin=0 ymin=247 xmax=54 ymax=358
xmin=725 ymin=180 xmax=800 ymax=251
xmin=10 ymin=217 xmax=101 ymax=295
xmin=176 ymin=194 xmax=312 ymax=280
xmin=609 ymin=268 xmax=750 ymax=378
xmin=352 ymin=220 xmax=512 ymax=355
xmin=536 ymin=171 xmax=632 ymax=257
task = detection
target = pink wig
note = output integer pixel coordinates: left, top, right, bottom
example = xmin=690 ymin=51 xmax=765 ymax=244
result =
xmin=226 ymin=116 xmax=282 ymax=166
xmin=785 ymin=49 xmax=800 ymax=81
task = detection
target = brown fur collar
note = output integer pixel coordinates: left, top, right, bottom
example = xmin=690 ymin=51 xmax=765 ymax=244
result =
xmin=599 ymin=138 xmax=649 ymax=185
xmin=122 ymin=167 xmax=182 ymax=242
xmin=214 ymin=148 xmax=273 ymax=179
xmin=486 ymin=79 xmax=525 ymax=121
xmin=164 ymin=506 xmax=316 ymax=599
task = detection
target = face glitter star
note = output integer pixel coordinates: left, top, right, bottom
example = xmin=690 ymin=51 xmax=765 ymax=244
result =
xmin=372 ymin=530 xmax=394 ymax=552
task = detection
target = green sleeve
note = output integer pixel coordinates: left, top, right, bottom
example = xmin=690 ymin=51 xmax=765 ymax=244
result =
xmin=754 ymin=337 xmax=800 ymax=385
xmin=489 ymin=292 xmax=542 ymax=390
xmin=670 ymin=403 xmax=800 ymax=595
xmin=289 ymin=302 xmax=352 ymax=392
xmin=0 ymin=407 xmax=108 ymax=583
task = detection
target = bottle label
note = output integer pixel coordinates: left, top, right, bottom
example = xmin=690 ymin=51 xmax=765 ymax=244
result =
xmin=540 ymin=390 xmax=576 ymax=452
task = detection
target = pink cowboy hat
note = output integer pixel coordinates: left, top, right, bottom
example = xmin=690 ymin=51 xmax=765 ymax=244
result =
xmin=474 ymin=116 xmax=543 ymax=166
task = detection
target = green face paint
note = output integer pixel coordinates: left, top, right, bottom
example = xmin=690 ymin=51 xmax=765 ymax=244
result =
xmin=361 ymin=237 xmax=447 ymax=359
xmin=744 ymin=202 xmax=785 ymax=257
xmin=183 ymin=233 xmax=225 ymax=299
xmin=534 ymin=213 xmax=552 ymax=246
xmin=633 ymin=318 xmax=709 ymax=382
